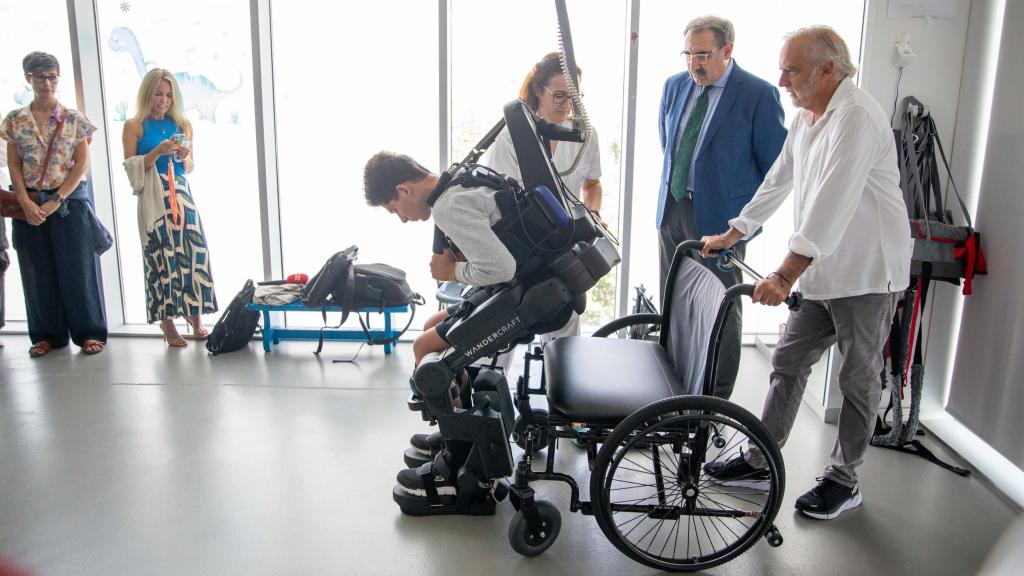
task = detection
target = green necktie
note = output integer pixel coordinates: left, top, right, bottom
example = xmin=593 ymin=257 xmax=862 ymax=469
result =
xmin=669 ymin=85 xmax=711 ymax=201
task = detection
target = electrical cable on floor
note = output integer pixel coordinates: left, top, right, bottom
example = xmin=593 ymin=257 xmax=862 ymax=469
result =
xmin=890 ymin=66 xmax=904 ymax=126
xmin=332 ymin=342 xmax=367 ymax=363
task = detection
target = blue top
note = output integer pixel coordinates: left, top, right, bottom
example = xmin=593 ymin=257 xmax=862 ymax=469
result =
xmin=137 ymin=117 xmax=184 ymax=175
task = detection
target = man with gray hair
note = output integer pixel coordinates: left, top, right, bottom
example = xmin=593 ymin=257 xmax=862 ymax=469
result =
xmin=657 ymin=15 xmax=786 ymax=400
xmin=701 ymin=26 xmax=912 ymax=520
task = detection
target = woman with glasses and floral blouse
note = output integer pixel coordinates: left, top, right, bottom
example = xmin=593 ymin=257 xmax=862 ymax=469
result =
xmin=484 ymin=51 xmax=604 ymax=340
xmin=0 ymin=52 xmax=108 ymax=357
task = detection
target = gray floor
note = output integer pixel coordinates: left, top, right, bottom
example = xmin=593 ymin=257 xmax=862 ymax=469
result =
xmin=0 ymin=334 xmax=1018 ymax=576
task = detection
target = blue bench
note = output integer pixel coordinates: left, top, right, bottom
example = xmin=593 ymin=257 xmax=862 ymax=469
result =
xmin=247 ymin=301 xmax=410 ymax=354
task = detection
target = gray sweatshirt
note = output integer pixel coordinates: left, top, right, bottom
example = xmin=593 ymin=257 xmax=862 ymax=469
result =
xmin=432 ymin=184 xmax=516 ymax=287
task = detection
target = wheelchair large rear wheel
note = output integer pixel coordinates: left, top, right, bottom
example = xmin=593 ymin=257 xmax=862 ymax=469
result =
xmin=591 ymin=396 xmax=785 ymax=572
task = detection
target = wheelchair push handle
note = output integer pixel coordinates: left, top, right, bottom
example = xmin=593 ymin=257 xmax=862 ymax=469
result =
xmin=714 ymin=248 xmax=802 ymax=311
xmin=677 ymin=241 xmax=802 ymax=311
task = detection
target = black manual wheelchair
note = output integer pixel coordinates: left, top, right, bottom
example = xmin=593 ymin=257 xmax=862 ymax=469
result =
xmin=398 ymin=240 xmax=788 ymax=572
xmin=393 ymin=97 xmax=786 ymax=571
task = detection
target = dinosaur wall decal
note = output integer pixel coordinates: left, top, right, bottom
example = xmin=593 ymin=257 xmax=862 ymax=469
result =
xmin=107 ymin=26 xmax=242 ymax=123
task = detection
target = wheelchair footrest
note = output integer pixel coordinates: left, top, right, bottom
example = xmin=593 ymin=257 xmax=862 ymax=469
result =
xmin=392 ymin=485 xmax=497 ymax=517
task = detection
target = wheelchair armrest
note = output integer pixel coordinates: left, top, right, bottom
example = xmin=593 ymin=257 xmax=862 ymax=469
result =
xmin=592 ymin=313 xmax=663 ymax=338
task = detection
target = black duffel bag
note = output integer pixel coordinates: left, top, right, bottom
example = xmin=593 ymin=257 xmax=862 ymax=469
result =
xmin=350 ymin=262 xmax=424 ymax=347
xmin=352 ymin=263 xmax=420 ymax=309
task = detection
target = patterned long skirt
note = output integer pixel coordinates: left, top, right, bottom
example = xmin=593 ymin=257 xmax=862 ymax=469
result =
xmin=143 ymin=173 xmax=218 ymax=322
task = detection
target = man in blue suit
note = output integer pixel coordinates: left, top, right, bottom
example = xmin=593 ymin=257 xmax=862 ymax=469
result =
xmin=658 ymin=16 xmax=786 ymax=399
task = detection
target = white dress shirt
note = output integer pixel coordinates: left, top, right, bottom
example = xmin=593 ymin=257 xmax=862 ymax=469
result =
xmin=729 ymin=77 xmax=912 ymax=300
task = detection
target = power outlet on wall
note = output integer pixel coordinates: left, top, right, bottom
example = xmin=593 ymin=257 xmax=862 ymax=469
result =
xmin=896 ymin=32 xmax=915 ymax=68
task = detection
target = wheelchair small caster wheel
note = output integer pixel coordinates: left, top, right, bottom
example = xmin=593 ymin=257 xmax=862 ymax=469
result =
xmin=508 ymin=500 xmax=561 ymax=557
xmin=512 ymin=409 xmax=549 ymax=454
xmin=492 ymin=479 xmax=510 ymax=502
xmin=765 ymin=526 xmax=783 ymax=547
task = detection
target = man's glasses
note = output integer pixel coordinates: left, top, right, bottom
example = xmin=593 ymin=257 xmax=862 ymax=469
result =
xmin=680 ymin=48 xmax=719 ymax=64
xmin=29 ymin=73 xmax=60 ymax=84
xmin=544 ymin=86 xmax=581 ymax=105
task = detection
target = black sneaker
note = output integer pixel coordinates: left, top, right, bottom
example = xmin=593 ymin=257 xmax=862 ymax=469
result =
xmin=410 ymin=431 xmax=444 ymax=455
xmin=703 ymin=451 xmax=770 ymax=491
xmin=794 ymin=477 xmax=862 ymax=520
xmin=396 ymin=465 xmax=456 ymax=498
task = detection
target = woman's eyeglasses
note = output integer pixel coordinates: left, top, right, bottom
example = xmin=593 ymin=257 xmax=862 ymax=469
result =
xmin=29 ymin=73 xmax=60 ymax=84
xmin=544 ymin=86 xmax=581 ymax=105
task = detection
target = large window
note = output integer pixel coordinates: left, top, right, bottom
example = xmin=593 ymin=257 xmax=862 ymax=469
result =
xmin=0 ymin=1 xmax=867 ymax=338
xmin=97 ymin=0 xmax=262 ymax=325
xmin=450 ymin=0 xmax=628 ymax=328
xmin=630 ymin=1 xmax=865 ymax=334
xmin=0 ymin=0 xmax=78 ymax=322
xmin=273 ymin=1 xmax=439 ymax=321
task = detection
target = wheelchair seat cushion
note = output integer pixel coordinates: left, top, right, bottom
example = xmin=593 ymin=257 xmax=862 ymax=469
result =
xmin=544 ymin=336 xmax=690 ymax=425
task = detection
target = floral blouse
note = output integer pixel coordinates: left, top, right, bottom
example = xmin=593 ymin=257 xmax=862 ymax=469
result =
xmin=0 ymin=103 xmax=95 ymax=190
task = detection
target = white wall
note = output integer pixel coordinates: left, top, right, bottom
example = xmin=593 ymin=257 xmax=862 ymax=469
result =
xmin=860 ymin=0 xmax=1024 ymax=505
xmin=859 ymin=0 xmax=973 ymax=416
xmin=946 ymin=0 xmax=1023 ymax=468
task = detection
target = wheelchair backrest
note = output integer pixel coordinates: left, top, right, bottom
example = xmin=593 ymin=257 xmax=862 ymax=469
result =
xmin=660 ymin=257 xmax=727 ymax=396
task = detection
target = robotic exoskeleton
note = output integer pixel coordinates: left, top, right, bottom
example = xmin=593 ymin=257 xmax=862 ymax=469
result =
xmin=392 ymin=2 xmax=787 ymax=570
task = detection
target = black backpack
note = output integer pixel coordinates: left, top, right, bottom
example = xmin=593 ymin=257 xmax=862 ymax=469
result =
xmin=352 ymin=263 xmax=419 ymax=309
xmin=302 ymin=246 xmax=358 ymax=310
xmin=302 ymin=247 xmax=423 ymax=354
xmin=206 ymin=280 xmax=261 ymax=355
xmin=351 ymin=263 xmax=424 ymax=349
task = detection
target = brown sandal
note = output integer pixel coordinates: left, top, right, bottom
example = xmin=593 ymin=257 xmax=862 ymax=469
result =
xmin=29 ymin=341 xmax=53 ymax=358
xmin=185 ymin=316 xmax=209 ymax=340
xmin=82 ymin=339 xmax=105 ymax=355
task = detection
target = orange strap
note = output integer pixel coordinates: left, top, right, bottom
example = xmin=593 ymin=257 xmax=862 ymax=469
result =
xmin=167 ymin=161 xmax=181 ymax=227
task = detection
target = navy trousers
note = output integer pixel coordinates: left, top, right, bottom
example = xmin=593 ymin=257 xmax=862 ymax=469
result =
xmin=12 ymin=200 xmax=107 ymax=347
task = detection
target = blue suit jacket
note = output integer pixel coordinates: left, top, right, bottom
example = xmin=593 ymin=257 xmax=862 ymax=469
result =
xmin=657 ymin=62 xmax=787 ymax=236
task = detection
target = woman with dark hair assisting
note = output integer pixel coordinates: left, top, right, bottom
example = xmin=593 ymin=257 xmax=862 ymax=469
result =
xmin=485 ymin=51 xmax=603 ymax=340
xmin=1 ymin=52 xmax=108 ymax=357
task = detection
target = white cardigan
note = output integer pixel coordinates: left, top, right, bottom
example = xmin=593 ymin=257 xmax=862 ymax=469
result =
xmin=123 ymin=155 xmax=165 ymax=248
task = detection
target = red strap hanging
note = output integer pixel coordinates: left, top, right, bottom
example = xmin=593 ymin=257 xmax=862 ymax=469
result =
xmin=167 ymin=162 xmax=181 ymax=227
xmin=953 ymin=232 xmax=987 ymax=296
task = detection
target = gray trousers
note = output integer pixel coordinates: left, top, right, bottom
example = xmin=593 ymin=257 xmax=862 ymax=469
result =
xmin=659 ymin=196 xmax=743 ymax=399
xmin=748 ymin=292 xmax=898 ymax=487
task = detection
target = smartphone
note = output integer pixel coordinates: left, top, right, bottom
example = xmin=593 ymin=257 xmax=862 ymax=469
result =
xmin=170 ymin=133 xmax=186 ymax=162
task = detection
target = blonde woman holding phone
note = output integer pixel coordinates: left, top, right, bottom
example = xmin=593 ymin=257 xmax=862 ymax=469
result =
xmin=123 ymin=68 xmax=218 ymax=347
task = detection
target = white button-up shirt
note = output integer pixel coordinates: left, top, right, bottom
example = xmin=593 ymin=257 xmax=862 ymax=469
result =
xmin=729 ymin=77 xmax=912 ymax=300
